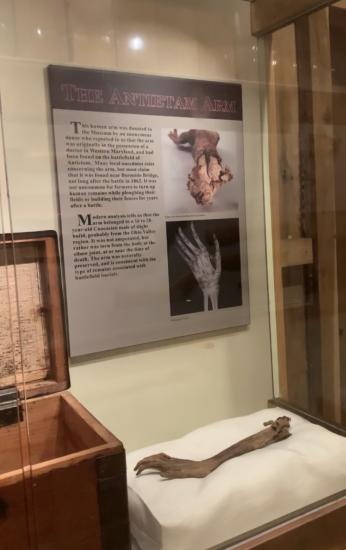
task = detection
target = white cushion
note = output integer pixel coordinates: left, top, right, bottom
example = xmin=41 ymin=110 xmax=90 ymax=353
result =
xmin=126 ymin=407 xmax=346 ymax=550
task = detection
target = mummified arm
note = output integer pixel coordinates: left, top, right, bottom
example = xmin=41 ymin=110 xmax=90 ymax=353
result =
xmin=168 ymin=129 xmax=197 ymax=147
xmin=134 ymin=417 xmax=291 ymax=479
xmin=168 ymin=129 xmax=232 ymax=206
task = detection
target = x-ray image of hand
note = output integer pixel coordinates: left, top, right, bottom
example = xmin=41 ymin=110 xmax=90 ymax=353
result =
xmin=176 ymin=222 xmax=221 ymax=311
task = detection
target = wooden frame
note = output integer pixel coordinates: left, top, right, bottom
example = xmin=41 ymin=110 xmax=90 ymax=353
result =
xmin=309 ymin=8 xmax=341 ymax=423
xmin=251 ymin=0 xmax=337 ymax=36
xmin=330 ymin=5 xmax=346 ymax=426
xmin=265 ymin=24 xmax=311 ymax=407
xmin=0 ymin=231 xmax=69 ymax=398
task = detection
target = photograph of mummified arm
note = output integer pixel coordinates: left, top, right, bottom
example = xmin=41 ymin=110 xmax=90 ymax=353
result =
xmin=168 ymin=129 xmax=233 ymax=206
xmin=176 ymin=222 xmax=221 ymax=312
xmin=134 ymin=417 xmax=291 ymax=480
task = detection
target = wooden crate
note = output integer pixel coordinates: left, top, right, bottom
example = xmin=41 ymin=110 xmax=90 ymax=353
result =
xmin=0 ymin=231 xmax=130 ymax=550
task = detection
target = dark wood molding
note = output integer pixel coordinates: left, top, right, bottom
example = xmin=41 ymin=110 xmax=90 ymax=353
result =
xmin=294 ymin=15 xmax=324 ymax=418
xmin=330 ymin=6 xmax=346 ymax=425
xmin=96 ymin=452 xmax=130 ymax=550
xmin=251 ymin=0 xmax=337 ymax=36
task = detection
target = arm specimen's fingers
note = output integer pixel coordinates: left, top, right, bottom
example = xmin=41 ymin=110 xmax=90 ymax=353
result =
xmin=135 ymin=458 xmax=171 ymax=475
xmin=175 ymin=244 xmax=194 ymax=271
xmin=168 ymin=129 xmax=178 ymax=143
xmin=214 ymin=234 xmax=222 ymax=276
xmin=203 ymin=292 xmax=209 ymax=312
xmin=178 ymin=227 xmax=198 ymax=254
xmin=176 ymin=234 xmax=195 ymax=262
xmin=136 ymin=463 xmax=164 ymax=476
xmin=190 ymin=222 xmax=206 ymax=251
xmin=134 ymin=457 xmax=160 ymax=471
xmin=134 ymin=453 xmax=171 ymax=471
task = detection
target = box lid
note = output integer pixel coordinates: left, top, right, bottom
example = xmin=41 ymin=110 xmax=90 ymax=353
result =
xmin=0 ymin=231 xmax=70 ymax=399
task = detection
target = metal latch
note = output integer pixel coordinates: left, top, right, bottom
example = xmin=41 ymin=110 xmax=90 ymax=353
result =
xmin=0 ymin=386 xmax=23 ymax=427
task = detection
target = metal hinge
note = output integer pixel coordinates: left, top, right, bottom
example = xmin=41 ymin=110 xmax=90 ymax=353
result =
xmin=0 ymin=386 xmax=23 ymax=427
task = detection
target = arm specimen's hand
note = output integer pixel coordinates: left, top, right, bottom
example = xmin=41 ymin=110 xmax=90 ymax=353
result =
xmin=134 ymin=453 xmax=213 ymax=479
xmin=176 ymin=222 xmax=221 ymax=311
xmin=168 ymin=129 xmax=179 ymax=144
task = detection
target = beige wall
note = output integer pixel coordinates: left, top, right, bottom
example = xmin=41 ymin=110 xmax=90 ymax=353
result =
xmin=0 ymin=0 xmax=273 ymax=451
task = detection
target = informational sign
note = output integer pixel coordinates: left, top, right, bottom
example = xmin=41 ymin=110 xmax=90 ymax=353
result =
xmin=48 ymin=66 xmax=249 ymax=356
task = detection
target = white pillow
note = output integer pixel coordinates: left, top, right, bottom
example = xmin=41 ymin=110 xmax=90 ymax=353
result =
xmin=126 ymin=407 xmax=346 ymax=550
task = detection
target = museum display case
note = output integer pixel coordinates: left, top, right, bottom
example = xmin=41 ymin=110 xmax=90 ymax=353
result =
xmin=0 ymin=1 xmax=345 ymax=549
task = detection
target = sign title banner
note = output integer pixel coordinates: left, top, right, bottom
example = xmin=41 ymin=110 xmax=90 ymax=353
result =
xmin=48 ymin=66 xmax=243 ymax=121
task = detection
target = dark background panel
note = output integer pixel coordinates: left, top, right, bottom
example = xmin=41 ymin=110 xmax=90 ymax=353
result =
xmin=48 ymin=65 xmax=242 ymax=121
xmin=166 ymin=218 xmax=242 ymax=316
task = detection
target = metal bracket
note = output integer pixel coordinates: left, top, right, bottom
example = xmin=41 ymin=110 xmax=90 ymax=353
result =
xmin=0 ymin=386 xmax=22 ymax=427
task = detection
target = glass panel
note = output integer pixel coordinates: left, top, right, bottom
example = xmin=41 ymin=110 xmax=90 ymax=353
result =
xmin=0 ymin=101 xmax=34 ymax=548
xmin=266 ymin=3 xmax=346 ymax=428
xmin=0 ymin=1 xmax=344 ymax=549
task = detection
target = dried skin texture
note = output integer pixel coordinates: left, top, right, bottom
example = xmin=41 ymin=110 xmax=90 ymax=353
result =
xmin=168 ymin=129 xmax=233 ymax=206
xmin=176 ymin=222 xmax=221 ymax=311
xmin=135 ymin=417 xmax=291 ymax=480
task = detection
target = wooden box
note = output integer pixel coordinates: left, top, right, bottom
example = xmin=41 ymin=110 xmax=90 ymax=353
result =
xmin=0 ymin=231 xmax=130 ymax=550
